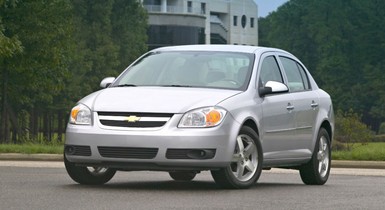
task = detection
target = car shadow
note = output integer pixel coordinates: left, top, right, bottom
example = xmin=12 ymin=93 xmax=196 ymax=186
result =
xmin=61 ymin=180 xmax=306 ymax=191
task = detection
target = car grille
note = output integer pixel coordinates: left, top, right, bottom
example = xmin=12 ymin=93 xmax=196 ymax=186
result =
xmin=98 ymin=146 xmax=158 ymax=159
xmin=98 ymin=112 xmax=173 ymax=128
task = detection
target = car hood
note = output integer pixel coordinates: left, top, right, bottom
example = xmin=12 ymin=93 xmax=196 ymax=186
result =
xmin=80 ymin=87 xmax=241 ymax=113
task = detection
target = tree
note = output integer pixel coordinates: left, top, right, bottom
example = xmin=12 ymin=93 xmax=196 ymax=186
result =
xmin=259 ymin=0 xmax=385 ymax=132
xmin=0 ymin=0 xmax=22 ymax=58
xmin=70 ymin=0 xmax=120 ymax=93
xmin=0 ymin=0 xmax=148 ymax=143
xmin=111 ymin=0 xmax=148 ymax=71
xmin=0 ymin=0 xmax=75 ymax=142
xmin=70 ymin=0 xmax=148 ymax=93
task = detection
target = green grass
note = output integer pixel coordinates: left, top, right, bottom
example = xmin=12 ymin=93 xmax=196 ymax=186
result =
xmin=332 ymin=142 xmax=385 ymax=161
xmin=1 ymin=142 xmax=385 ymax=161
xmin=0 ymin=143 xmax=63 ymax=154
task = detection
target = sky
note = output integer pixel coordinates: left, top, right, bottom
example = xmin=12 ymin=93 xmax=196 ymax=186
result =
xmin=254 ymin=0 xmax=289 ymax=17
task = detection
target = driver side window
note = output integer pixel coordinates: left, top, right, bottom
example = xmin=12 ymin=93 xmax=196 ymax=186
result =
xmin=259 ymin=56 xmax=283 ymax=87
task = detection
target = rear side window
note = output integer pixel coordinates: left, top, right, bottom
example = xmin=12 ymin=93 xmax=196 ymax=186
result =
xmin=296 ymin=63 xmax=310 ymax=90
xmin=279 ymin=57 xmax=311 ymax=92
xmin=259 ymin=56 xmax=283 ymax=86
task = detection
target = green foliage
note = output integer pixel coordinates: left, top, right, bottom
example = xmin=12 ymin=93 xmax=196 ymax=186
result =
xmin=70 ymin=0 xmax=119 ymax=94
xmin=334 ymin=109 xmax=374 ymax=151
xmin=0 ymin=30 xmax=22 ymax=57
xmin=259 ymin=0 xmax=385 ymax=132
xmin=1 ymin=0 xmax=74 ymax=108
xmin=378 ymin=123 xmax=385 ymax=135
xmin=0 ymin=0 xmax=22 ymax=57
xmin=332 ymin=142 xmax=385 ymax=161
xmin=0 ymin=1 xmax=148 ymax=143
xmin=0 ymin=143 xmax=63 ymax=154
xmin=111 ymin=0 xmax=148 ymax=71
xmin=67 ymin=0 xmax=148 ymax=102
xmin=372 ymin=134 xmax=385 ymax=142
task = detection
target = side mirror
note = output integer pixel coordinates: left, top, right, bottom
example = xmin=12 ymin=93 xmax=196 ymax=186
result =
xmin=259 ymin=81 xmax=289 ymax=97
xmin=100 ymin=77 xmax=115 ymax=88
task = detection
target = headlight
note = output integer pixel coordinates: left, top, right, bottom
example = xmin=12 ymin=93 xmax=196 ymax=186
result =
xmin=178 ymin=107 xmax=227 ymax=128
xmin=70 ymin=104 xmax=92 ymax=125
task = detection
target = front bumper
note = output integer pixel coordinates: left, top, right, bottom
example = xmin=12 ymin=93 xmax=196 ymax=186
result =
xmin=65 ymin=113 xmax=240 ymax=171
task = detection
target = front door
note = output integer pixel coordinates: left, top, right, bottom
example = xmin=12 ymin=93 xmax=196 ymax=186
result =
xmin=258 ymin=54 xmax=296 ymax=160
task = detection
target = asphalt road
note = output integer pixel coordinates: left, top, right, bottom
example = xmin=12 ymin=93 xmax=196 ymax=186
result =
xmin=1 ymin=161 xmax=384 ymax=210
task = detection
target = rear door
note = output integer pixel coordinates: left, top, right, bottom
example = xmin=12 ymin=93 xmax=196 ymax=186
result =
xmin=278 ymin=56 xmax=319 ymax=153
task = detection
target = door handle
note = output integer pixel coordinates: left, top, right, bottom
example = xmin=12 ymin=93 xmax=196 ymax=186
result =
xmin=311 ymin=101 xmax=319 ymax=108
xmin=286 ymin=103 xmax=294 ymax=111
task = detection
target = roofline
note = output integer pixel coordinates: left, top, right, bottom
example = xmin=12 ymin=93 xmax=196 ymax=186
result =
xmin=151 ymin=44 xmax=277 ymax=54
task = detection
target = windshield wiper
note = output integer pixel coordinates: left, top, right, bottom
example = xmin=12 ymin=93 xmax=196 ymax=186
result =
xmin=114 ymin=84 xmax=137 ymax=87
xmin=161 ymin=85 xmax=192 ymax=88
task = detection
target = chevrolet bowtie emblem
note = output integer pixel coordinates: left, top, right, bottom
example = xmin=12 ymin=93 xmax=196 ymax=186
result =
xmin=126 ymin=116 xmax=141 ymax=122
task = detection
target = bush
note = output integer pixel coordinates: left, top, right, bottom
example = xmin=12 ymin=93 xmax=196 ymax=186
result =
xmin=334 ymin=109 xmax=374 ymax=151
xmin=332 ymin=140 xmax=347 ymax=151
xmin=379 ymin=122 xmax=385 ymax=135
xmin=372 ymin=135 xmax=385 ymax=142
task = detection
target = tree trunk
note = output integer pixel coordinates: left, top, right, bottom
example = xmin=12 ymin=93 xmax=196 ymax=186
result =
xmin=43 ymin=111 xmax=49 ymax=141
xmin=57 ymin=110 xmax=63 ymax=142
xmin=5 ymin=114 xmax=10 ymax=143
xmin=0 ymin=62 xmax=6 ymax=143
xmin=5 ymin=102 xmax=20 ymax=143
xmin=0 ymin=100 xmax=5 ymax=143
xmin=30 ymin=109 xmax=38 ymax=140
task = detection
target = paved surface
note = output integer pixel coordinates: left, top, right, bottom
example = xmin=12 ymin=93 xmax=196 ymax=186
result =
xmin=0 ymin=164 xmax=384 ymax=210
xmin=1 ymin=160 xmax=385 ymax=176
xmin=1 ymin=153 xmax=385 ymax=169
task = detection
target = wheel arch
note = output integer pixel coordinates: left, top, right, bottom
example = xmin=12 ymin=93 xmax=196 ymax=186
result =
xmin=320 ymin=120 xmax=333 ymax=144
xmin=242 ymin=118 xmax=259 ymax=137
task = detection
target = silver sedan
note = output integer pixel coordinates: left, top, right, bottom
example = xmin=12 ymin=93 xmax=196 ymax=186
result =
xmin=65 ymin=45 xmax=334 ymax=189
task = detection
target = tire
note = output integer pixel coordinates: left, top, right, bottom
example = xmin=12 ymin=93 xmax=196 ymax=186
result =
xmin=64 ymin=154 xmax=116 ymax=185
xmin=300 ymin=128 xmax=331 ymax=185
xmin=169 ymin=171 xmax=197 ymax=181
xmin=211 ymin=126 xmax=263 ymax=189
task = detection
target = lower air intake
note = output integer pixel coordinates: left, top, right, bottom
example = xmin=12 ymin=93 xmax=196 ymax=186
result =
xmin=98 ymin=146 xmax=158 ymax=159
xmin=166 ymin=149 xmax=216 ymax=160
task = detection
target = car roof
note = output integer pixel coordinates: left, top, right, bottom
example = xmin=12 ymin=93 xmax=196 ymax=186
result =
xmin=151 ymin=44 xmax=289 ymax=55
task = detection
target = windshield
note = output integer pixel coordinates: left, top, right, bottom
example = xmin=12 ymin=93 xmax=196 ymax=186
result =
xmin=112 ymin=51 xmax=254 ymax=90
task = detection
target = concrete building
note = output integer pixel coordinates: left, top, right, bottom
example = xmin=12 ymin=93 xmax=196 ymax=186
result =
xmin=141 ymin=0 xmax=258 ymax=49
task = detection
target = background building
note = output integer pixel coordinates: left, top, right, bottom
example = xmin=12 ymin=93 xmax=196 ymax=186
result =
xmin=141 ymin=0 xmax=258 ymax=49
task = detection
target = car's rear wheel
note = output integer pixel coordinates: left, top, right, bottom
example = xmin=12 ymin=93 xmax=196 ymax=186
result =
xmin=211 ymin=126 xmax=262 ymax=189
xmin=64 ymin=155 xmax=116 ymax=185
xmin=300 ymin=128 xmax=331 ymax=185
xmin=169 ymin=171 xmax=197 ymax=181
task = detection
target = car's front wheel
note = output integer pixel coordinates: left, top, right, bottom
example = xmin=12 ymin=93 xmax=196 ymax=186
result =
xmin=211 ymin=126 xmax=262 ymax=189
xmin=64 ymin=155 xmax=116 ymax=185
xmin=299 ymin=128 xmax=331 ymax=185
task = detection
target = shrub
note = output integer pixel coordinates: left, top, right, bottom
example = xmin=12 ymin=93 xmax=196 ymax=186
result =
xmin=379 ymin=122 xmax=385 ymax=135
xmin=334 ymin=109 xmax=374 ymax=151
xmin=372 ymin=135 xmax=385 ymax=142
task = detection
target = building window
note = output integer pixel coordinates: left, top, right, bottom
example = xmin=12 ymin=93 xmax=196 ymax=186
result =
xmin=187 ymin=1 xmax=192 ymax=13
xmin=201 ymin=3 xmax=206 ymax=14
xmin=241 ymin=15 xmax=247 ymax=28
xmin=143 ymin=0 xmax=161 ymax=5
xmin=233 ymin=16 xmax=238 ymax=26
xmin=250 ymin=18 xmax=255 ymax=28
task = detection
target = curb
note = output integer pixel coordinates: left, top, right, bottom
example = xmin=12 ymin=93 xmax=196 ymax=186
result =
xmin=1 ymin=153 xmax=385 ymax=169
xmin=331 ymin=160 xmax=385 ymax=169
xmin=0 ymin=153 xmax=63 ymax=161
